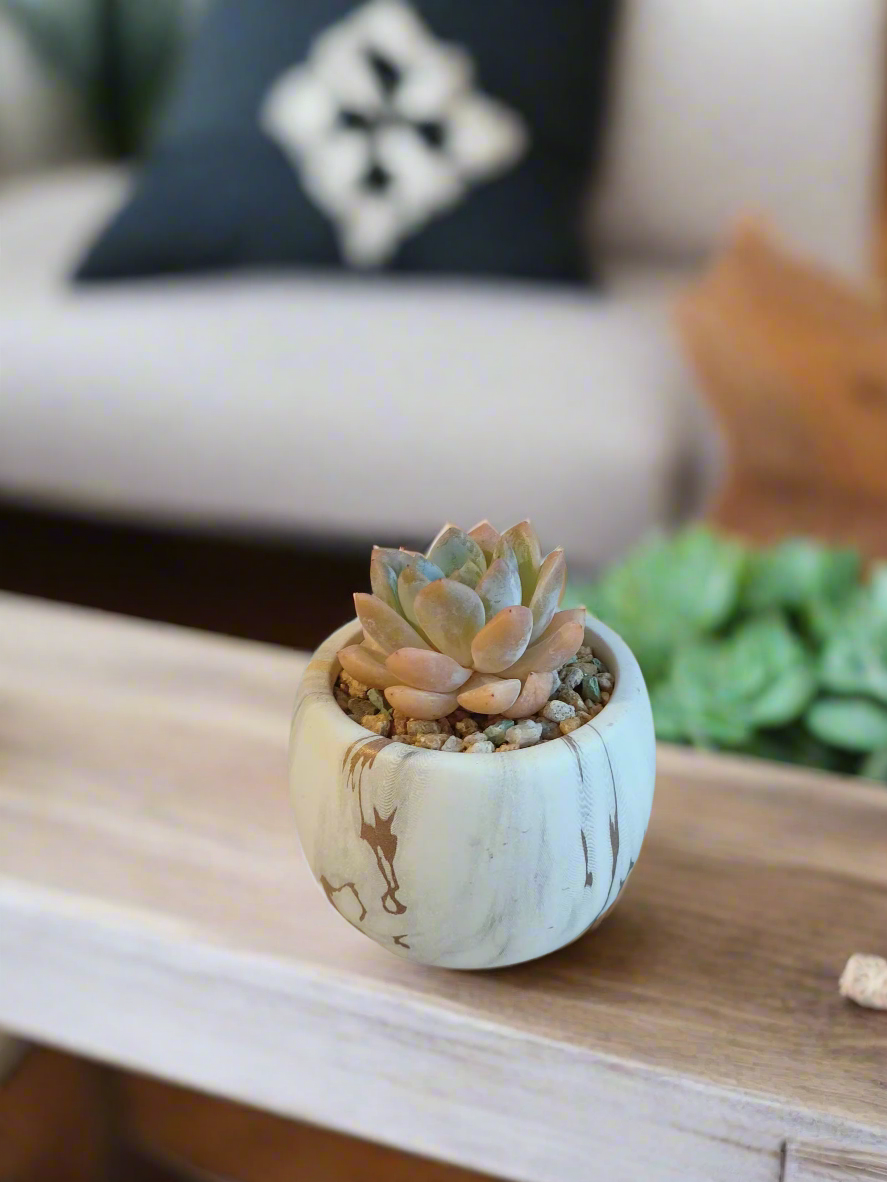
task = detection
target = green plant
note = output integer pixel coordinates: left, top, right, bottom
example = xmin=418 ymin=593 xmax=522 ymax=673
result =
xmin=565 ymin=526 xmax=744 ymax=684
xmin=569 ymin=528 xmax=887 ymax=783
xmin=338 ymin=520 xmax=584 ymax=720
xmin=2 ymin=0 xmax=192 ymax=154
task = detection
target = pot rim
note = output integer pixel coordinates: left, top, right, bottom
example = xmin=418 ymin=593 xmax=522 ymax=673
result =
xmin=296 ymin=612 xmax=648 ymax=762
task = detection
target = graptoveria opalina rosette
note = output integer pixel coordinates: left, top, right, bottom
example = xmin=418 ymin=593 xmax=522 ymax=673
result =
xmin=338 ymin=520 xmax=584 ymax=720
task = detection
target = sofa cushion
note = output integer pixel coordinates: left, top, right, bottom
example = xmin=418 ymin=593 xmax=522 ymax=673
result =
xmin=76 ymin=0 xmax=619 ymax=284
xmin=0 ymin=166 xmax=710 ymax=570
xmin=594 ymin=0 xmax=887 ymax=278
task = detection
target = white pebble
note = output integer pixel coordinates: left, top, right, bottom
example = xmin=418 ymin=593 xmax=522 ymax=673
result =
xmin=466 ymin=739 xmax=495 ymax=753
xmin=512 ymin=719 xmax=543 ymax=747
xmin=542 ymin=700 xmax=575 ymax=722
xmin=441 ymin=736 xmax=463 ymax=752
xmin=462 ymin=730 xmax=487 ymax=746
xmin=840 ymin=954 xmax=887 ymax=1009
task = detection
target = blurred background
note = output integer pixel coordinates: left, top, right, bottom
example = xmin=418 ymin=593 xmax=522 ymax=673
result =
xmin=0 ymin=0 xmax=886 ymax=1179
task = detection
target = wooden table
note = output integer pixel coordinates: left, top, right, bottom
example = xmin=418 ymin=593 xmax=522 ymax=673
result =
xmin=0 ymin=594 xmax=885 ymax=1182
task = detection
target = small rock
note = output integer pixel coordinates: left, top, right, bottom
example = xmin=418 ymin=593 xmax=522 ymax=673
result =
xmin=335 ymin=649 xmax=613 ymax=752
xmin=362 ymin=713 xmax=391 ymax=736
xmin=542 ymin=699 xmax=575 ymax=723
xmin=415 ymin=732 xmax=448 ymax=750
xmin=512 ymin=719 xmax=543 ymax=747
xmin=559 ymin=716 xmax=584 ymax=735
xmin=408 ymin=719 xmax=440 ymax=736
xmin=349 ymin=698 xmax=377 ymax=719
xmin=462 ymin=730 xmax=487 ymax=746
xmin=556 ymin=687 xmax=585 ymax=711
xmin=840 ymin=953 xmax=887 ymax=1009
xmin=466 ymin=739 xmax=495 ymax=753
xmin=538 ymin=718 xmax=561 ymax=741
xmin=484 ymin=720 xmax=515 ymax=747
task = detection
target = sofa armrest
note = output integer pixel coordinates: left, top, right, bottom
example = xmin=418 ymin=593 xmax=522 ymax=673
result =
xmin=595 ymin=0 xmax=887 ymax=279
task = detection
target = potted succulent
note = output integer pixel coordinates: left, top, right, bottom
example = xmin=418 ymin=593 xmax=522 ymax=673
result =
xmin=289 ymin=520 xmax=655 ymax=969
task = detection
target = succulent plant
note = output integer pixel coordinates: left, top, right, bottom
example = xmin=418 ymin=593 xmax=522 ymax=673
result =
xmin=338 ymin=520 xmax=585 ymax=721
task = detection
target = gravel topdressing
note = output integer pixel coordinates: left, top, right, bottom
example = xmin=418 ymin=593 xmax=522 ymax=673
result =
xmin=335 ymin=645 xmax=615 ymax=751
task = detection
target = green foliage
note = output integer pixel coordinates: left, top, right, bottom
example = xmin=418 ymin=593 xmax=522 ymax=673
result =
xmin=570 ymin=528 xmax=887 ymax=781
xmin=2 ymin=0 xmax=194 ymax=154
xmin=860 ymin=748 xmax=887 ymax=783
xmin=2 ymin=0 xmax=99 ymax=84
xmin=805 ymin=697 xmax=887 ymax=752
xmin=650 ymin=615 xmax=815 ymax=748
xmin=741 ymin=537 xmax=860 ymax=614
xmin=735 ymin=725 xmax=861 ymax=776
xmin=817 ymin=564 xmax=887 ymax=704
xmin=566 ymin=527 xmax=745 ymax=684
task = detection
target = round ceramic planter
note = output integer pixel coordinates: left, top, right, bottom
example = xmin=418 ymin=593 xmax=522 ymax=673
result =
xmin=289 ymin=615 xmax=655 ymax=970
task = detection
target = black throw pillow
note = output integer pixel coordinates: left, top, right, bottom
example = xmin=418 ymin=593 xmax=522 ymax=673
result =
xmin=76 ymin=0 xmax=619 ymax=283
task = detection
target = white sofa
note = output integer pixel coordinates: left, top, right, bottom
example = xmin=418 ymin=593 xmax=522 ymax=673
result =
xmin=1 ymin=0 xmax=884 ymax=568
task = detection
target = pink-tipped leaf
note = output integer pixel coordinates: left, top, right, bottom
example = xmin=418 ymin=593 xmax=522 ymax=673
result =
xmin=386 ymin=648 xmax=472 ymax=693
xmin=500 ymin=617 xmax=584 ymax=680
xmin=475 ymin=555 xmax=522 ymax=620
xmin=337 ymin=644 xmax=401 ymax=690
xmin=426 ymin=526 xmax=487 ymax=578
xmin=413 ymin=578 xmax=486 ymax=666
xmin=470 ymin=605 xmax=533 ymax=673
xmin=528 ymin=548 xmax=567 ymax=641
xmin=467 ymin=520 xmax=501 ymax=564
xmin=456 ymin=673 xmax=522 ymax=714
xmin=369 ymin=547 xmax=412 ymax=613
xmin=354 ymin=592 xmax=430 ymax=655
xmin=397 ymin=555 xmax=443 ymax=631
xmin=500 ymin=521 xmax=542 ymax=605
xmin=503 ymin=671 xmax=557 ymax=719
xmin=384 ymin=685 xmax=460 ymax=720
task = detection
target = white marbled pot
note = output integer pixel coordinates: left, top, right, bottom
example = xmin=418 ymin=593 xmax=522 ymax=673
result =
xmin=288 ymin=615 xmax=655 ymax=969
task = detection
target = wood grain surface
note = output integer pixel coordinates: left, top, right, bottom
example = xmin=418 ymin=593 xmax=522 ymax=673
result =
xmin=0 ymin=595 xmax=885 ymax=1182
xmin=783 ymin=1138 xmax=887 ymax=1182
xmin=0 ymin=1048 xmax=111 ymax=1182
xmin=118 ymin=1070 xmax=499 ymax=1182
